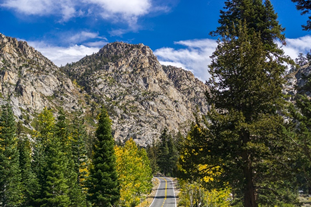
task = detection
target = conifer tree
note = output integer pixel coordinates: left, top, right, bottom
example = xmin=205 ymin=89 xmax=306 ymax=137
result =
xmin=157 ymin=128 xmax=179 ymax=176
xmin=204 ymin=20 xmax=298 ymax=206
xmin=288 ymin=94 xmax=311 ymax=194
xmin=32 ymin=107 xmax=55 ymax=205
xmin=146 ymin=139 xmax=159 ymax=174
xmin=18 ymin=136 xmax=39 ymax=207
xmin=40 ymin=133 xmax=70 ymax=207
xmin=71 ymin=115 xmax=89 ymax=205
xmin=211 ymin=0 xmax=286 ymax=53
xmin=87 ymin=106 xmax=120 ymax=207
xmin=33 ymin=108 xmax=70 ymax=206
xmin=0 ymin=103 xmax=23 ymax=206
xmin=157 ymin=128 xmax=170 ymax=175
xmin=55 ymin=110 xmax=86 ymax=207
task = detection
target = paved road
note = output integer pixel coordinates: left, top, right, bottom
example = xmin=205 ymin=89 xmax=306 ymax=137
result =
xmin=150 ymin=177 xmax=177 ymax=207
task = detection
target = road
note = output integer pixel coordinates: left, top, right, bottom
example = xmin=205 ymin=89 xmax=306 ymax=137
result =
xmin=149 ymin=177 xmax=177 ymax=207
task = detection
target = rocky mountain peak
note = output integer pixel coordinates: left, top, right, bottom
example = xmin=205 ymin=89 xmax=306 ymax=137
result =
xmin=0 ymin=33 xmax=55 ymax=69
xmin=62 ymin=41 xmax=209 ymax=145
xmin=0 ymin=33 xmax=86 ymax=128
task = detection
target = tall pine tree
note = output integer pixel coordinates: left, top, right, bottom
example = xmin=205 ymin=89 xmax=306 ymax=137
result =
xmin=204 ymin=19 xmax=297 ymax=206
xmin=71 ymin=115 xmax=89 ymax=206
xmin=87 ymin=107 xmax=120 ymax=207
xmin=0 ymin=103 xmax=23 ymax=207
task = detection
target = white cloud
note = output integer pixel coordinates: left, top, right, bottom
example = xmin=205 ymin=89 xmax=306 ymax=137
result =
xmin=84 ymin=41 xmax=108 ymax=47
xmin=154 ymin=39 xmax=217 ymax=81
xmin=1 ymin=0 xmax=77 ymax=21
xmin=155 ymin=36 xmax=311 ymax=81
xmin=68 ymin=31 xmax=106 ymax=44
xmin=282 ymin=35 xmax=311 ymax=60
xmin=28 ymin=41 xmax=101 ymax=66
xmin=1 ymin=0 xmax=157 ymax=27
xmin=85 ymin=0 xmax=151 ymax=17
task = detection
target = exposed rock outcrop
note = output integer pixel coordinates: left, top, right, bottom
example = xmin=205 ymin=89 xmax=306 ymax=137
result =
xmin=0 ymin=33 xmax=86 ymax=129
xmin=62 ymin=42 xmax=209 ymax=145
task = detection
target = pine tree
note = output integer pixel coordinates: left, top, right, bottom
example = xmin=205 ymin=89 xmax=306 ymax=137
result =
xmin=33 ymin=108 xmax=70 ymax=206
xmin=292 ymin=0 xmax=311 ymax=30
xmin=204 ymin=21 xmax=298 ymax=206
xmin=18 ymin=136 xmax=39 ymax=207
xmin=71 ymin=115 xmax=89 ymax=205
xmin=0 ymin=103 xmax=23 ymax=206
xmin=32 ymin=107 xmax=55 ymax=205
xmin=40 ymin=134 xmax=70 ymax=207
xmin=55 ymin=110 xmax=86 ymax=207
xmin=87 ymin=106 xmax=120 ymax=207
xmin=288 ymin=94 xmax=311 ymax=194
xmin=211 ymin=0 xmax=286 ymax=53
xmin=157 ymin=128 xmax=170 ymax=175
xmin=146 ymin=139 xmax=159 ymax=174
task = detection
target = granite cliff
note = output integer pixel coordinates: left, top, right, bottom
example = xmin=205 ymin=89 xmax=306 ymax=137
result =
xmin=61 ymin=42 xmax=209 ymax=145
xmin=0 ymin=33 xmax=209 ymax=145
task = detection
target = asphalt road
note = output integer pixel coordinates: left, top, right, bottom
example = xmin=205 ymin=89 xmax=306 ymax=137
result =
xmin=150 ymin=177 xmax=177 ymax=207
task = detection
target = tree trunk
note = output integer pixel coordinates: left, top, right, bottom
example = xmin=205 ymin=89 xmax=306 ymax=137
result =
xmin=243 ymin=159 xmax=257 ymax=207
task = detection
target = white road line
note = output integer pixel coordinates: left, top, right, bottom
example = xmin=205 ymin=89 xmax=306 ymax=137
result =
xmin=169 ymin=178 xmax=177 ymax=207
xmin=149 ymin=177 xmax=161 ymax=207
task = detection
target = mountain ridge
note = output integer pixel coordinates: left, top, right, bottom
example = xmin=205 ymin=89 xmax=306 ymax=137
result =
xmin=0 ymin=33 xmax=209 ymax=145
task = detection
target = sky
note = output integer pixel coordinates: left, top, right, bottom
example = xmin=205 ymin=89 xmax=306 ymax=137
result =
xmin=1 ymin=0 xmax=311 ymax=81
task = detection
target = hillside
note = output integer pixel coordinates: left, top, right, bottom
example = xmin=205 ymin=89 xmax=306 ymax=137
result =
xmin=0 ymin=33 xmax=87 ymax=131
xmin=61 ymin=42 xmax=209 ymax=145
xmin=0 ymin=34 xmax=209 ymax=145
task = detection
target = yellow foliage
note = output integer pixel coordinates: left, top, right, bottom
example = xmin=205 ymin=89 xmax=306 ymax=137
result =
xmin=115 ymin=138 xmax=153 ymax=207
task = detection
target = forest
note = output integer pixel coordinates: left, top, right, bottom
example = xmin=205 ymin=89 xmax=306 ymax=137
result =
xmin=3 ymin=0 xmax=311 ymax=207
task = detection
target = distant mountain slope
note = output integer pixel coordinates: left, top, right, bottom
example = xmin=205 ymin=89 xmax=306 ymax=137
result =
xmin=0 ymin=33 xmax=87 ymax=130
xmin=62 ymin=42 xmax=209 ymax=145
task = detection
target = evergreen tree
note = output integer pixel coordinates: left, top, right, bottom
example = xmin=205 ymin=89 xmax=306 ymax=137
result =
xmin=211 ymin=0 xmax=286 ymax=53
xmin=292 ymin=0 xmax=311 ymax=30
xmin=87 ymin=107 xmax=120 ymax=207
xmin=32 ymin=107 xmax=55 ymax=205
xmin=204 ymin=21 xmax=297 ymax=206
xmin=0 ymin=103 xmax=23 ymax=207
xmin=157 ymin=128 xmax=170 ymax=175
xmin=71 ymin=115 xmax=89 ymax=205
xmin=40 ymin=133 xmax=70 ymax=207
xmin=167 ymin=135 xmax=179 ymax=176
xmin=33 ymin=108 xmax=71 ymax=206
xmin=157 ymin=128 xmax=179 ymax=176
xmin=146 ymin=139 xmax=159 ymax=174
xmin=18 ymin=136 xmax=39 ymax=207
xmin=288 ymin=94 xmax=311 ymax=194
xmin=55 ymin=110 xmax=86 ymax=207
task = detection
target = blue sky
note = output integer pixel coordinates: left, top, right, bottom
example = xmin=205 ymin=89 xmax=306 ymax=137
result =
xmin=1 ymin=0 xmax=311 ymax=81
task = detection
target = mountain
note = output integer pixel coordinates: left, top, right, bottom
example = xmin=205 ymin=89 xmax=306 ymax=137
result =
xmin=0 ymin=33 xmax=87 ymax=132
xmin=0 ymin=34 xmax=209 ymax=146
xmin=61 ymin=42 xmax=209 ymax=145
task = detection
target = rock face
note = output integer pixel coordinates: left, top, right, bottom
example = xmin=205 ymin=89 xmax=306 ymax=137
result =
xmin=0 ymin=33 xmax=209 ymax=146
xmin=62 ymin=42 xmax=209 ymax=146
xmin=284 ymin=63 xmax=311 ymax=99
xmin=0 ymin=33 xmax=86 ymax=129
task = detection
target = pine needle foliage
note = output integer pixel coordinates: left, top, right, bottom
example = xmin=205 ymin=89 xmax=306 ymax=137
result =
xmin=87 ymin=106 xmax=120 ymax=207
xmin=0 ymin=103 xmax=23 ymax=207
xmin=203 ymin=21 xmax=298 ymax=206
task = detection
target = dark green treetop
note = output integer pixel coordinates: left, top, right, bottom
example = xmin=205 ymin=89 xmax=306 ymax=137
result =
xmin=87 ymin=106 xmax=120 ymax=207
xmin=211 ymin=0 xmax=286 ymax=53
